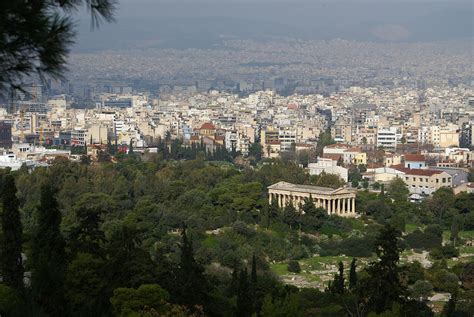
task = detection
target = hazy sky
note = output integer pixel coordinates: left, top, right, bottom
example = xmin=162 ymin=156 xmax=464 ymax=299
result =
xmin=74 ymin=0 xmax=473 ymax=51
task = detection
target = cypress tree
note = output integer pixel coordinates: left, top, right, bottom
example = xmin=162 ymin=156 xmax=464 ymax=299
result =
xmin=349 ymin=258 xmax=357 ymax=290
xmin=250 ymin=253 xmax=259 ymax=315
xmin=236 ymin=268 xmax=252 ymax=317
xmin=128 ymin=139 xmax=134 ymax=155
xmin=251 ymin=253 xmax=257 ymax=285
xmin=176 ymin=226 xmax=208 ymax=311
xmin=363 ymin=225 xmax=407 ymax=314
xmin=228 ymin=267 xmax=239 ymax=297
xmin=0 ymin=174 xmax=24 ymax=291
xmin=335 ymin=261 xmax=345 ymax=294
xmin=31 ymin=184 xmax=67 ymax=316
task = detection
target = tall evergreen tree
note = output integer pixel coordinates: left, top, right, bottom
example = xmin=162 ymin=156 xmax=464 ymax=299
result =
xmin=69 ymin=203 xmax=106 ymax=257
xmin=128 ymin=139 xmax=134 ymax=155
xmin=236 ymin=268 xmax=252 ymax=317
xmin=332 ymin=261 xmax=345 ymax=294
xmin=349 ymin=258 xmax=357 ymax=290
xmin=107 ymin=136 xmax=115 ymax=155
xmin=282 ymin=202 xmax=298 ymax=229
xmin=31 ymin=184 xmax=67 ymax=316
xmin=251 ymin=253 xmax=257 ymax=285
xmin=106 ymin=224 xmax=157 ymax=290
xmin=0 ymin=174 xmax=24 ymax=291
xmin=266 ymin=200 xmax=280 ymax=229
xmin=379 ymin=184 xmax=385 ymax=200
xmin=227 ymin=267 xmax=239 ymax=297
xmin=250 ymin=253 xmax=258 ymax=314
xmin=362 ymin=224 xmax=407 ymax=314
xmin=176 ymin=226 xmax=209 ymax=311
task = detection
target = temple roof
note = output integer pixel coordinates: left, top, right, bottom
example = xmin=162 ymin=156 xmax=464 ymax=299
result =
xmin=268 ymin=181 xmax=354 ymax=195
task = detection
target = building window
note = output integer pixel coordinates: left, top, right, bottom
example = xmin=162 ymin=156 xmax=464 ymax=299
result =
xmin=442 ymin=178 xmax=446 ymax=183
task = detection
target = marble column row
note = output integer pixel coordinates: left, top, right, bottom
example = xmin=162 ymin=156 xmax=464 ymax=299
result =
xmin=268 ymin=192 xmax=356 ymax=215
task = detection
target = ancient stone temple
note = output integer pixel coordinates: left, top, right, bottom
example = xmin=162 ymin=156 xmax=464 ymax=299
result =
xmin=267 ymin=181 xmax=357 ymax=217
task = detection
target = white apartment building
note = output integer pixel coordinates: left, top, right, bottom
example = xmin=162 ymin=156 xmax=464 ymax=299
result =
xmin=418 ymin=126 xmax=430 ymax=144
xmin=308 ymin=158 xmax=348 ymax=182
xmin=430 ymin=126 xmax=440 ymax=147
xmin=279 ymin=129 xmax=297 ymax=152
xmin=377 ymin=128 xmax=398 ymax=149
xmin=71 ymin=129 xmax=86 ymax=146
xmin=225 ymin=131 xmax=238 ymax=152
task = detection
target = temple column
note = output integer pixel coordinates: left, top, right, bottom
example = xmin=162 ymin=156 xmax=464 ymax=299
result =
xmin=337 ymin=198 xmax=341 ymax=214
xmin=352 ymin=197 xmax=355 ymax=213
xmin=328 ymin=199 xmax=333 ymax=214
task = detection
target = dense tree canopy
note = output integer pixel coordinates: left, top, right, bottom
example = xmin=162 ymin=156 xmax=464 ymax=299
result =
xmin=0 ymin=153 xmax=472 ymax=315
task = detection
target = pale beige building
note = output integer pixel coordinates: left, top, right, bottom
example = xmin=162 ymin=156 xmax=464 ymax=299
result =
xmin=396 ymin=169 xmax=453 ymax=195
xmin=268 ymin=181 xmax=357 ymax=217
xmin=439 ymin=129 xmax=460 ymax=148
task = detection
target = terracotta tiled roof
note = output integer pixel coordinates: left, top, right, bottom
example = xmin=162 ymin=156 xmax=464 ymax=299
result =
xmin=393 ymin=165 xmax=443 ymax=176
xmin=344 ymin=147 xmax=362 ymax=152
xmin=322 ymin=153 xmax=342 ymax=160
xmin=404 ymin=154 xmax=426 ymax=162
xmin=367 ymin=163 xmax=384 ymax=169
xmin=404 ymin=169 xmax=443 ymax=176
xmin=200 ymin=122 xmax=216 ymax=130
xmin=325 ymin=143 xmax=350 ymax=149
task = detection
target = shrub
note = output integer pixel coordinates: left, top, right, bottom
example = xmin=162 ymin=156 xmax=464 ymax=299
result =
xmin=404 ymin=229 xmax=442 ymax=250
xmin=287 ymin=260 xmax=301 ymax=273
xmin=409 ymin=280 xmax=433 ymax=300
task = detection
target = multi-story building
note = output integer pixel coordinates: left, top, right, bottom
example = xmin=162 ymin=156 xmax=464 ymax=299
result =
xmin=278 ymin=129 xmax=297 ymax=152
xmin=377 ymin=127 xmax=398 ymax=150
xmin=400 ymin=169 xmax=453 ymax=195
xmin=308 ymin=158 xmax=348 ymax=182
xmin=0 ymin=122 xmax=12 ymax=148
xmin=331 ymin=122 xmax=352 ymax=143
